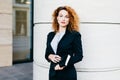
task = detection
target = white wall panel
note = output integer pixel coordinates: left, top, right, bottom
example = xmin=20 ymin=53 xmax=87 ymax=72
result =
xmin=77 ymin=70 xmax=120 ymax=80
xmin=34 ymin=24 xmax=120 ymax=71
xmin=34 ymin=24 xmax=52 ymax=66
xmin=76 ymin=24 xmax=120 ymax=71
xmin=34 ymin=0 xmax=120 ymax=80
xmin=34 ymin=24 xmax=120 ymax=80
xmin=33 ymin=63 xmax=49 ymax=80
xmin=34 ymin=0 xmax=120 ymax=23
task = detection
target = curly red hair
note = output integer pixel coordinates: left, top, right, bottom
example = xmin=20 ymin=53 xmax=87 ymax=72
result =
xmin=52 ymin=6 xmax=80 ymax=32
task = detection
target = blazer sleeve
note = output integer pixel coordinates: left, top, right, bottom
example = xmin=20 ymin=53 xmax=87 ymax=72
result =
xmin=45 ymin=32 xmax=53 ymax=62
xmin=67 ymin=32 xmax=83 ymax=66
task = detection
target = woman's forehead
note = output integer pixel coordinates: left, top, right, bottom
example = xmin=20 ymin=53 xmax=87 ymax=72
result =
xmin=58 ymin=10 xmax=69 ymax=15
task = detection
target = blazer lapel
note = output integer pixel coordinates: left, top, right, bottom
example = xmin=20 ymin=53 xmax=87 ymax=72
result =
xmin=49 ymin=32 xmax=56 ymax=54
xmin=56 ymin=30 xmax=70 ymax=53
xmin=49 ymin=30 xmax=70 ymax=54
xmin=50 ymin=31 xmax=66 ymax=54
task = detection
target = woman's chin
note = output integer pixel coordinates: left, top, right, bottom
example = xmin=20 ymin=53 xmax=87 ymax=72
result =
xmin=60 ymin=25 xmax=67 ymax=28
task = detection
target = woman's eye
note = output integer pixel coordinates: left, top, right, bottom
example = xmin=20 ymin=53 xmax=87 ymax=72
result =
xmin=65 ymin=16 xmax=69 ymax=18
xmin=59 ymin=15 xmax=63 ymax=17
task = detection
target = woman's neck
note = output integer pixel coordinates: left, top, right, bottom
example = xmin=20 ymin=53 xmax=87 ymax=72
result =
xmin=58 ymin=26 xmax=67 ymax=33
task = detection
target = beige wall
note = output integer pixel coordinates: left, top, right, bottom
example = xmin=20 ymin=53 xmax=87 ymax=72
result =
xmin=0 ymin=0 xmax=12 ymax=67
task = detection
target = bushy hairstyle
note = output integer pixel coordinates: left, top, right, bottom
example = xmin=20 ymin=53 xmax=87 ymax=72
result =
xmin=52 ymin=6 xmax=80 ymax=32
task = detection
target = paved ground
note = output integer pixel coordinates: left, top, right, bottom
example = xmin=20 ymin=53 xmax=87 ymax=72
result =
xmin=0 ymin=62 xmax=33 ymax=80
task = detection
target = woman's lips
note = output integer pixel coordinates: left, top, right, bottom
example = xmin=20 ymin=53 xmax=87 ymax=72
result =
xmin=61 ymin=22 xmax=65 ymax=24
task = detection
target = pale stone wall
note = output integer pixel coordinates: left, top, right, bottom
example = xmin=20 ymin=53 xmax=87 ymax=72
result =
xmin=0 ymin=0 xmax=12 ymax=67
xmin=34 ymin=0 xmax=120 ymax=80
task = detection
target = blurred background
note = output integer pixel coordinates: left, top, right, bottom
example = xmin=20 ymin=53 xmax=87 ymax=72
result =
xmin=0 ymin=0 xmax=33 ymax=67
xmin=0 ymin=0 xmax=33 ymax=80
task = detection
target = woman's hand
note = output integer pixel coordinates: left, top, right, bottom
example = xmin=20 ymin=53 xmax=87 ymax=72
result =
xmin=54 ymin=64 xmax=65 ymax=70
xmin=48 ymin=54 xmax=61 ymax=63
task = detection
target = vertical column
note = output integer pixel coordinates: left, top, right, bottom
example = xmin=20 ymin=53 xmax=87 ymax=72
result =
xmin=0 ymin=0 xmax=12 ymax=66
xmin=34 ymin=0 xmax=120 ymax=80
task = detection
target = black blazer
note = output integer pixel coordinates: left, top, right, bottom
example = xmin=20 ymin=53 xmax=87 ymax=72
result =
xmin=45 ymin=30 xmax=83 ymax=67
xmin=45 ymin=30 xmax=83 ymax=80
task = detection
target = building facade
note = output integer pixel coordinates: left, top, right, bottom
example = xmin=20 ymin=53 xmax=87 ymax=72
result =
xmin=0 ymin=0 xmax=32 ymax=67
xmin=0 ymin=0 xmax=12 ymax=66
xmin=33 ymin=0 xmax=120 ymax=80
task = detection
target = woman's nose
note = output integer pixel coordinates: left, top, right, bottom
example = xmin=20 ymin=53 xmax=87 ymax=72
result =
xmin=62 ymin=17 xmax=65 ymax=21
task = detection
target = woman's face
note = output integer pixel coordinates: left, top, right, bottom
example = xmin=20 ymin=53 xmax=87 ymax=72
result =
xmin=57 ymin=10 xmax=70 ymax=27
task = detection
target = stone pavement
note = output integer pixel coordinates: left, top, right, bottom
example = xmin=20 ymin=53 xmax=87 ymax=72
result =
xmin=0 ymin=62 xmax=33 ymax=80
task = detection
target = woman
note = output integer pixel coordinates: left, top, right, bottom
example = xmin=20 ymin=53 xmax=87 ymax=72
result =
xmin=45 ymin=6 xmax=83 ymax=80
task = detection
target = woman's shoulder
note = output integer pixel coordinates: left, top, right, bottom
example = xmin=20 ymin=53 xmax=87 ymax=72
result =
xmin=70 ymin=30 xmax=81 ymax=36
xmin=47 ymin=31 xmax=55 ymax=37
xmin=70 ymin=31 xmax=82 ymax=41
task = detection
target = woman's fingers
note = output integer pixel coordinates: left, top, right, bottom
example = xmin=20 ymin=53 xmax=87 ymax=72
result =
xmin=55 ymin=55 xmax=61 ymax=59
xmin=54 ymin=64 xmax=59 ymax=70
xmin=53 ymin=55 xmax=61 ymax=63
xmin=55 ymin=55 xmax=61 ymax=62
xmin=54 ymin=64 xmax=65 ymax=70
xmin=48 ymin=54 xmax=61 ymax=63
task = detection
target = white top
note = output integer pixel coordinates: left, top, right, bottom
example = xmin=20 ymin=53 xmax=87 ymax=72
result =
xmin=51 ymin=31 xmax=65 ymax=54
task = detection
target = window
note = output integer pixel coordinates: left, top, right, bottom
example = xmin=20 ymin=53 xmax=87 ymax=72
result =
xmin=15 ymin=0 xmax=29 ymax=4
xmin=15 ymin=10 xmax=27 ymax=36
xmin=13 ymin=0 xmax=33 ymax=63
